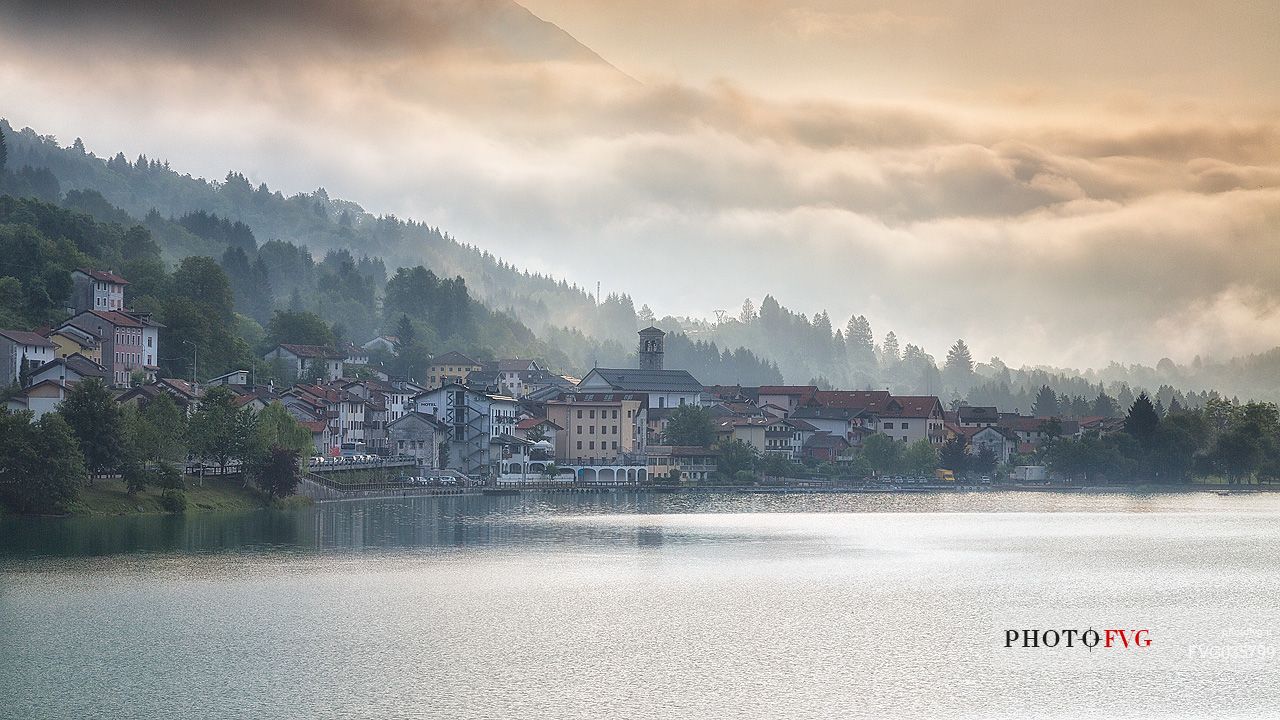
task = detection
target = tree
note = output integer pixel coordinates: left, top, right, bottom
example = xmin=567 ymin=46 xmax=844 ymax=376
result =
xmin=972 ymin=446 xmax=998 ymax=477
xmin=662 ymin=405 xmax=715 ymax=446
xmin=939 ymin=437 xmax=969 ymax=474
xmin=59 ymin=378 xmax=125 ymax=480
xmin=882 ymin=332 xmax=900 ymax=366
xmin=1124 ymin=392 xmax=1160 ymax=447
xmin=861 ymin=433 xmax=901 ymax=476
xmin=1092 ymin=390 xmax=1119 ymax=418
xmin=257 ymin=446 xmax=302 ymax=501
xmin=266 ymin=310 xmax=335 ymax=348
xmin=188 ymin=386 xmax=250 ymax=474
xmin=943 ymin=339 xmax=975 ymax=387
xmin=525 ymin=423 xmax=549 ymax=443
xmin=846 ymin=315 xmax=875 ymax=370
xmin=1032 ymin=385 xmax=1060 ymax=417
xmin=902 ymin=439 xmax=938 ymax=476
xmin=0 ymin=410 xmax=87 ymax=514
xmin=0 ymin=124 xmax=6 ymax=171
xmin=717 ymin=439 xmax=758 ymax=480
xmin=395 ymin=314 xmax=415 ymax=348
xmin=246 ymin=402 xmax=313 ymax=478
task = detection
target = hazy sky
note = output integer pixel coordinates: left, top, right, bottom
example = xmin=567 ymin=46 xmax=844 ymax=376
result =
xmin=2 ymin=0 xmax=1278 ymax=368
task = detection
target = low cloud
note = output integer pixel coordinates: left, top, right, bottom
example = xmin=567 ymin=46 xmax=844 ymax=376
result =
xmin=1 ymin=0 xmax=1278 ymax=368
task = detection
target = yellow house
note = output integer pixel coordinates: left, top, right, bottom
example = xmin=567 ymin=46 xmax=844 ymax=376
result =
xmin=424 ymin=351 xmax=483 ymax=390
xmin=48 ymin=327 xmax=102 ymax=364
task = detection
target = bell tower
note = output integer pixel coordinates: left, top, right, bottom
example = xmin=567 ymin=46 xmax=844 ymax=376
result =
xmin=638 ymin=326 xmax=665 ymax=370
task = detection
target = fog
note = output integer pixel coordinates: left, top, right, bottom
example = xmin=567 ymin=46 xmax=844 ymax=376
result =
xmin=2 ymin=0 xmax=1277 ymax=367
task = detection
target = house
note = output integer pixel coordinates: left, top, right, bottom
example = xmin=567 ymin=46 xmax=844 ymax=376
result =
xmin=59 ymin=310 xmax=161 ymax=388
xmin=646 ymin=445 xmax=717 ymax=482
xmin=343 ymin=343 xmax=370 ymax=367
xmin=967 ymin=426 xmax=1019 ymax=464
xmin=339 ymin=380 xmax=391 ymax=453
xmin=411 ymin=382 xmax=519 ymax=477
xmin=957 ymin=406 xmax=1000 ymax=428
xmin=362 ymin=335 xmax=400 ymax=354
xmin=117 ymin=378 xmax=203 ymax=415
xmin=878 ymin=396 xmax=947 ymax=445
xmin=515 ymin=417 xmax=561 ymax=444
xmin=494 ymin=359 xmax=542 ymax=397
xmin=5 ymin=379 xmax=70 ymax=418
xmin=755 ymin=386 xmax=819 ymax=416
xmin=0 ymin=330 xmax=57 ymax=386
xmin=790 ymin=405 xmax=871 ymax=444
xmin=206 ymin=369 xmax=251 ymax=386
xmin=28 ymin=354 xmax=106 ymax=387
xmin=544 ymin=392 xmax=648 ymax=466
xmin=263 ymin=344 xmax=344 ymax=382
xmin=424 ymin=351 xmax=483 ymax=390
xmin=1000 ymin=416 xmax=1081 ymax=449
xmin=715 ymin=415 xmax=770 ymax=453
xmin=299 ymin=420 xmax=333 ymax=457
xmin=70 ymin=268 xmax=128 ymax=314
xmin=763 ymin=417 xmax=818 ymax=460
xmin=802 ymin=432 xmax=851 ymax=463
xmin=47 ymin=325 xmax=101 ymax=364
xmin=387 ymin=411 xmax=448 ymax=469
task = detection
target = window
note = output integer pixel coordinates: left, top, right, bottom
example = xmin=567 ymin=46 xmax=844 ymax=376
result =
xmin=589 ymin=441 xmax=595 ymax=450
xmin=576 ymin=441 xmax=582 ymax=450
xmin=589 ymin=426 xmax=595 ymax=434
xmin=577 ymin=409 xmax=582 ymax=419
xmin=589 ymin=410 xmax=595 ymax=419
xmin=612 ymin=442 xmax=618 ymax=450
xmin=901 ymin=422 xmax=909 ymax=430
xmin=577 ymin=425 xmax=582 ymax=434
xmin=884 ymin=422 xmax=894 ymax=430
xmin=612 ymin=426 xmax=618 ymax=435
xmin=612 ymin=410 xmax=618 ymax=419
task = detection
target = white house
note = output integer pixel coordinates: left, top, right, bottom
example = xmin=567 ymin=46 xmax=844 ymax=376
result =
xmin=5 ymin=379 xmax=70 ymax=418
xmin=0 ymin=330 xmax=57 ymax=387
xmin=263 ymin=344 xmax=344 ymax=382
xmin=71 ymin=268 xmax=128 ymax=314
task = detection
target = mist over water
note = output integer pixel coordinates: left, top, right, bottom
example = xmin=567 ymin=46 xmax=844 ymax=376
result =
xmin=3 ymin=492 xmax=1278 ymax=719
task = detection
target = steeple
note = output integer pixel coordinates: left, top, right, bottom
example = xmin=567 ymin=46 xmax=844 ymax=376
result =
xmin=638 ymin=326 xmax=665 ymax=370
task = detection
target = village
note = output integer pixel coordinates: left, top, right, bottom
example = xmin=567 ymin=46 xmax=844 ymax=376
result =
xmin=1 ymin=266 xmax=1134 ymax=490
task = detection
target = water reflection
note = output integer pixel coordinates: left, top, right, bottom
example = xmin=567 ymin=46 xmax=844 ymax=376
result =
xmin=3 ymin=490 xmax=1278 ymax=561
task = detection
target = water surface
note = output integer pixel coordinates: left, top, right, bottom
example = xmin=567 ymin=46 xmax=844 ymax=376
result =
xmin=2 ymin=492 xmax=1277 ymax=719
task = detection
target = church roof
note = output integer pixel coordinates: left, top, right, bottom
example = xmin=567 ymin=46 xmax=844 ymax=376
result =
xmin=582 ymin=368 xmax=702 ymax=393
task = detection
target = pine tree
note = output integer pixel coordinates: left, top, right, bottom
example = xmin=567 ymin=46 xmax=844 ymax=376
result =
xmin=882 ymin=331 xmax=900 ymax=366
xmin=943 ymin=339 xmax=974 ymax=389
xmin=1032 ymin=385 xmax=1060 ymax=417
xmin=0 ymin=125 xmax=8 ymax=171
xmin=1124 ymin=392 xmax=1160 ymax=446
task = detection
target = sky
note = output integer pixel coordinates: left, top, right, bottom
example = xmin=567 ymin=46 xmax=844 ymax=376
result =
xmin=1 ymin=0 xmax=1278 ymax=368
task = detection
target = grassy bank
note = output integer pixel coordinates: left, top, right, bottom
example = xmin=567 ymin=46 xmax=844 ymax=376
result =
xmin=66 ymin=476 xmax=304 ymax=516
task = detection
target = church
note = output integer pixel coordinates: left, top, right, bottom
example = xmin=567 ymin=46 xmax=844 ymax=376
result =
xmin=574 ymin=327 xmax=705 ymax=408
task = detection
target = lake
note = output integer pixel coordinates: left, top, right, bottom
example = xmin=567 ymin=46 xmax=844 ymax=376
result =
xmin=2 ymin=491 xmax=1278 ymax=719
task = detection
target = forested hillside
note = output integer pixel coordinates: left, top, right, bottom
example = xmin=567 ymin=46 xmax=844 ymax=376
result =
xmin=4 ymin=118 xmax=1280 ymax=403
xmin=0 ymin=121 xmax=782 ymax=385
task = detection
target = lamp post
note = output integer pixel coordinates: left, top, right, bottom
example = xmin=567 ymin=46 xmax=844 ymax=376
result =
xmin=183 ymin=340 xmax=198 ymax=387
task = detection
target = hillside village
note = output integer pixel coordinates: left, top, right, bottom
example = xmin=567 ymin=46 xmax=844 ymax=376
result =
xmin=4 ymin=265 xmax=1150 ymax=487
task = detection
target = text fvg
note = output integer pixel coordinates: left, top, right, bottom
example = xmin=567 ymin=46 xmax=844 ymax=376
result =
xmin=1004 ymin=629 xmax=1152 ymax=649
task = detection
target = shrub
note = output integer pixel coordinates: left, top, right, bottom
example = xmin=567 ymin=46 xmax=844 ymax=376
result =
xmin=159 ymin=489 xmax=187 ymax=514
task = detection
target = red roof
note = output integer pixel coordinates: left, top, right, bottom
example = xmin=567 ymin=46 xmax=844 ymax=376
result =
xmin=810 ymin=390 xmax=893 ymax=412
xmin=278 ymin=343 xmax=342 ymax=359
xmin=882 ymin=396 xmax=944 ymax=418
xmin=87 ymin=310 xmax=144 ymax=328
xmin=300 ymin=420 xmax=328 ymax=433
xmin=0 ymin=330 xmax=56 ymax=348
xmin=75 ymin=268 xmax=130 ymax=285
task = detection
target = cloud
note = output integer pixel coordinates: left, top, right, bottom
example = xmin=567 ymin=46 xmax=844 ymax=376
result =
xmin=1 ymin=0 xmax=1279 ymax=369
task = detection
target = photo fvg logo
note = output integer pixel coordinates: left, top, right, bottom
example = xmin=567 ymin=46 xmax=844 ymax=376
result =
xmin=1004 ymin=629 xmax=1152 ymax=650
